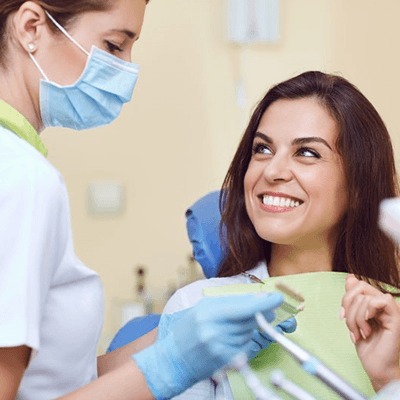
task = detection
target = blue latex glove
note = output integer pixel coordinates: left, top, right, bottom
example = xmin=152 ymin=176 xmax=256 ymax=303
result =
xmin=249 ymin=317 xmax=297 ymax=360
xmin=157 ymin=313 xmax=297 ymax=360
xmin=132 ymin=292 xmax=285 ymax=400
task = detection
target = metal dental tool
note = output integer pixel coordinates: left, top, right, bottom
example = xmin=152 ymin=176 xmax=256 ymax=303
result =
xmin=270 ymin=370 xmax=317 ymax=400
xmin=213 ymin=280 xmax=305 ymax=400
xmin=230 ymin=353 xmax=282 ymax=400
xmin=256 ymin=313 xmax=368 ymax=400
xmin=239 ymin=276 xmax=305 ymax=326
xmin=213 ymin=354 xmax=282 ymax=400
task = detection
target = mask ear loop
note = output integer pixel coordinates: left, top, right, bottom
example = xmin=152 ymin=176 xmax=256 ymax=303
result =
xmin=44 ymin=11 xmax=90 ymax=57
xmin=28 ymin=49 xmax=49 ymax=81
xmin=28 ymin=11 xmax=91 ymax=80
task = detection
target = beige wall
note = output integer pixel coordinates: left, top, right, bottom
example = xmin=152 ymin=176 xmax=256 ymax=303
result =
xmin=40 ymin=0 xmax=400 ymax=352
xmin=331 ymin=1 xmax=400 ymax=166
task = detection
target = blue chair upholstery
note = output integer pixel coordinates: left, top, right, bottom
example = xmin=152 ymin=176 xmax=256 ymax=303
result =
xmin=106 ymin=190 xmax=223 ymax=352
xmin=106 ymin=313 xmax=161 ymax=352
xmin=185 ymin=190 xmax=224 ymax=278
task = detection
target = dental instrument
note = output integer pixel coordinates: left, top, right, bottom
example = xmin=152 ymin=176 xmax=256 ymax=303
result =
xmin=212 ymin=281 xmax=303 ymax=400
xmin=230 ymin=353 xmax=282 ymax=400
xmin=213 ymin=353 xmax=282 ymax=400
xmin=270 ymin=370 xmax=317 ymax=400
xmin=240 ymin=276 xmax=305 ymax=325
xmin=255 ymin=313 xmax=368 ymax=400
xmin=273 ymin=280 xmax=305 ymax=326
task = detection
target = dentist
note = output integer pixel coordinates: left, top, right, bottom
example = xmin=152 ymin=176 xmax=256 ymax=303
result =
xmin=0 ymin=1 xmax=289 ymax=399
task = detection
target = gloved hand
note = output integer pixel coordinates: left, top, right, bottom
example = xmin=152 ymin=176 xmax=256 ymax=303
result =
xmin=248 ymin=317 xmax=297 ymax=360
xmin=157 ymin=311 xmax=297 ymax=361
xmin=132 ymin=292 xmax=286 ymax=400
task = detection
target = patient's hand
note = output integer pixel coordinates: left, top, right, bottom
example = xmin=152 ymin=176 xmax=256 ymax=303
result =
xmin=341 ymin=274 xmax=400 ymax=392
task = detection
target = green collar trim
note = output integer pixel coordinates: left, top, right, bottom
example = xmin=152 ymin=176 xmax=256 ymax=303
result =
xmin=0 ymin=100 xmax=48 ymax=157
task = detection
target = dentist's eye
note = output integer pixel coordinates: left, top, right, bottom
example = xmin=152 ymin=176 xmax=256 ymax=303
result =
xmin=104 ymin=40 xmax=123 ymax=53
xmin=252 ymin=142 xmax=273 ymax=155
xmin=296 ymin=147 xmax=321 ymax=158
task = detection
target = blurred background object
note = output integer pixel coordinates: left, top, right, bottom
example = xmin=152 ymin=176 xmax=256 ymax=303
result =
xmin=227 ymin=0 xmax=280 ymax=44
xmin=39 ymin=0 xmax=400 ymax=354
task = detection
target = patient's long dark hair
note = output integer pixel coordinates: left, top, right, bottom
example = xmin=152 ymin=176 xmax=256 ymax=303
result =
xmin=218 ymin=71 xmax=400 ymax=293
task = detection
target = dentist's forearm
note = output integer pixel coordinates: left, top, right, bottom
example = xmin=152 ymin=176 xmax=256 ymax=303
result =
xmin=97 ymin=328 xmax=158 ymax=377
xmin=58 ymin=359 xmax=155 ymax=400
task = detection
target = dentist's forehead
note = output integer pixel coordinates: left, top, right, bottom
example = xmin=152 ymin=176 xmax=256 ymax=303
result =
xmin=73 ymin=0 xmax=146 ymax=36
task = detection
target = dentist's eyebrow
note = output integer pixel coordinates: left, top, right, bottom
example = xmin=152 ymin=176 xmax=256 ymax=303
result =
xmin=254 ymin=132 xmax=332 ymax=151
xmin=109 ymin=29 xmax=137 ymax=39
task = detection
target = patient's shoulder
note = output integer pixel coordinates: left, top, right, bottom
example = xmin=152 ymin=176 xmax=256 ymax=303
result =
xmin=163 ymin=274 xmax=250 ymax=314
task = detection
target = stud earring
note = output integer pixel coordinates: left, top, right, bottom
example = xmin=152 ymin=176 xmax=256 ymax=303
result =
xmin=27 ymin=43 xmax=35 ymax=53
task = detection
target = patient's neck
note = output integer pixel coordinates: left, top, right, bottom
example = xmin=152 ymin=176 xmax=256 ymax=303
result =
xmin=268 ymin=242 xmax=334 ymax=277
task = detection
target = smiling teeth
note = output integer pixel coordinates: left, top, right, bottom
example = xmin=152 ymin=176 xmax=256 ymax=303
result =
xmin=262 ymin=195 xmax=300 ymax=208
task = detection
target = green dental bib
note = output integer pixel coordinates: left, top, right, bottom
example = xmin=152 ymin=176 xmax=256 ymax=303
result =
xmin=203 ymin=272 xmax=376 ymax=400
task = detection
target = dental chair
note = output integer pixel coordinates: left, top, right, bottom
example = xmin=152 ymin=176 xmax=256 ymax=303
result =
xmin=106 ymin=190 xmax=224 ymax=352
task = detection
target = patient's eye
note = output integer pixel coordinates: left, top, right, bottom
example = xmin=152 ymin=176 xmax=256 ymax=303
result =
xmin=252 ymin=142 xmax=272 ymax=155
xmin=296 ymin=147 xmax=321 ymax=159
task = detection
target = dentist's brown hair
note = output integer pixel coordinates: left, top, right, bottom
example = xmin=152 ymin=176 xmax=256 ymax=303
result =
xmin=0 ymin=0 xmax=150 ymax=66
xmin=218 ymin=71 xmax=400 ymax=293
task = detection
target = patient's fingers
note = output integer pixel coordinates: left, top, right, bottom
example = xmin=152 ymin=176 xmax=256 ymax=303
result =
xmin=344 ymin=294 xmax=372 ymax=342
xmin=365 ymin=293 xmax=400 ymax=323
xmin=345 ymin=274 xmax=359 ymax=292
xmin=344 ymin=291 xmax=400 ymax=343
xmin=341 ymin=275 xmax=381 ymax=320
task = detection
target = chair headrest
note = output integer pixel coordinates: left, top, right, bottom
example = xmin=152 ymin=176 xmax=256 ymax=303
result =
xmin=185 ymin=190 xmax=226 ymax=278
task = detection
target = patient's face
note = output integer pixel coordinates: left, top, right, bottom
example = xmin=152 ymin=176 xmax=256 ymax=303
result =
xmin=244 ymin=97 xmax=348 ymax=248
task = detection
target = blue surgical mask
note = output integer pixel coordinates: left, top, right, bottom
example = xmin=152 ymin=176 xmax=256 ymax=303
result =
xmin=29 ymin=12 xmax=139 ymax=130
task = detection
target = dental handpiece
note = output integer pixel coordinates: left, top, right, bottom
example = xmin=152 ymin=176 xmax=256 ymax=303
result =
xmin=271 ymin=370 xmax=317 ymax=400
xmin=230 ymin=353 xmax=282 ymax=400
xmin=256 ymin=313 xmax=368 ymax=400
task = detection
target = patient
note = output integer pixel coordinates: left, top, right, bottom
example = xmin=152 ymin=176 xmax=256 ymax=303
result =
xmin=163 ymin=71 xmax=400 ymax=398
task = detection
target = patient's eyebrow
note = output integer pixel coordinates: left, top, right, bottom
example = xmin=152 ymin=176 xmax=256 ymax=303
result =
xmin=292 ymin=137 xmax=332 ymax=151
xmin=254 ymin=132 xmax=332 ymax=151
xmin=254 ymin=132 xmax=273 ymax=144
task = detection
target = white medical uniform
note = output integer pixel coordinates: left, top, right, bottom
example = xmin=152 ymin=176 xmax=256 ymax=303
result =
xmin=162 ymin=262 xmax=269 ymax=400
xmin=0 ymin=100 xmax=104 ymax=399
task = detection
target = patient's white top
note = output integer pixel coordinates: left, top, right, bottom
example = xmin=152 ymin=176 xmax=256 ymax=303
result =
xmin=163 ymin=262 xmax=269 ymax=400
xmin=0 ymin=125 xmax=104 ymax=399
